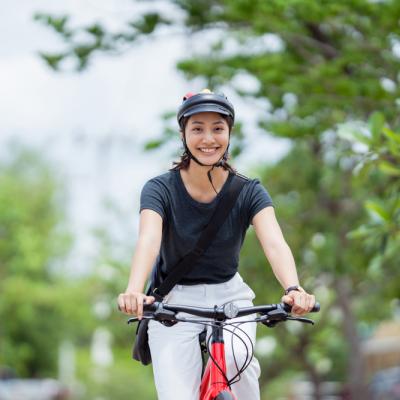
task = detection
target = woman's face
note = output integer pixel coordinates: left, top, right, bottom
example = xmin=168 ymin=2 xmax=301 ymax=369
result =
xmin=183 ymin=112 xmax=230 ymax=166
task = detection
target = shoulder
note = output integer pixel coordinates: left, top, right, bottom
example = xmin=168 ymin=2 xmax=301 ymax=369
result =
xmin=140 ymin=171 xmax=178 ymax=207
xmin=233 ymin=172 xmax=273 ymax=219
xmin=233 ymin=172 xmax=265 ymax=194
xmin=140 ymin=171 xmax=177 ymax=217
xmin=233 ymin=171 xmax=251 ymax=183
xmin=143 ymin=171 xmax=176 ymax=191
xmin=146 ymin=170 xmax=175 ymax=185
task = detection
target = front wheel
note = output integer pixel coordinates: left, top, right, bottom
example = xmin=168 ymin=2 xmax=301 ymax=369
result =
xmin=214 ymin=391 xmax=235 ymax=400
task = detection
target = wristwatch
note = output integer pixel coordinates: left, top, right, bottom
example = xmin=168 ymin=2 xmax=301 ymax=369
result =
xmin=284 ymin=285 xmax=302 ymax=295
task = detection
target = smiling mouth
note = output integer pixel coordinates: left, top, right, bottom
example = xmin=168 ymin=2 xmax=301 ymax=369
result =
xmin=198 ymin=147 xmax=220 ymax=154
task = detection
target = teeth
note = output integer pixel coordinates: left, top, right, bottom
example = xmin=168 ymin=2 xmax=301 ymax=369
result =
xmin=200 ymin=148 xmax=218 ymax=153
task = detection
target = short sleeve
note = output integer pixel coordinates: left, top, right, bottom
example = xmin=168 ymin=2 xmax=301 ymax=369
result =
xmin=246 ymin=180 xmax=274 ymax=225
xmin=140 ymin=179 xmax=167 ymax=220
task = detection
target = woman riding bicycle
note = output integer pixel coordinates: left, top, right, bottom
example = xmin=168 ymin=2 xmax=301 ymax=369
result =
xmin=118 ymin=89 xmax=316 ymax=400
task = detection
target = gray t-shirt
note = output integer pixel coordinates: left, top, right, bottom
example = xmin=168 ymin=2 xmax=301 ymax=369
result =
xmin=140 ymin=170 xmax=273 ymax=285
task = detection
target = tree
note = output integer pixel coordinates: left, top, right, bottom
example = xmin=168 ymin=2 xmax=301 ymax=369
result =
xmin=0 ymin=143 xmax=90 ymax=377
xmin=338 ymin=113 xmax=400 ymax=298
xmin=34 ymin=1 xmax=400 ymax=398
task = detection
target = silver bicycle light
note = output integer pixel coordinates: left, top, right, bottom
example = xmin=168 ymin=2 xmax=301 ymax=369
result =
xmin=223 ymin=303 xmax=239 ymax=319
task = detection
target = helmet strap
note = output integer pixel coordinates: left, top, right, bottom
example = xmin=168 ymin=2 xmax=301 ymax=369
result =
xmin=207 ymin=166 xmax=218 ymax=194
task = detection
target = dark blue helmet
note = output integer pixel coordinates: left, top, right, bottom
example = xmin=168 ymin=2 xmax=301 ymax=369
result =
xmin=177 ymin=89 xmax=235 ymax=130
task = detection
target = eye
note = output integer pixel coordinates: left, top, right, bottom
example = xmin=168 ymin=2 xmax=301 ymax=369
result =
xmin=214 ymin=126 xmax=225 ymax=132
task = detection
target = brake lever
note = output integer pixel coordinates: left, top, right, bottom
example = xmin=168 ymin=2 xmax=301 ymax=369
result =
xmin=261 ymin=308 xmax=289 ymax=328
xmin=263 ymin=319 xmax=282 ymax=328
xmin=287 ymin=316 xmax=315 ymax=325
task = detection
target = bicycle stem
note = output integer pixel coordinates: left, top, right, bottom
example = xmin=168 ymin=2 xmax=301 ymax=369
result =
xmin=212 ymin=321 xmax=225 ymax=344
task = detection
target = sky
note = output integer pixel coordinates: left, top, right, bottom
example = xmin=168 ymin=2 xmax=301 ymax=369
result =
xmin=1 ymin=0 xmax=290 ymax=273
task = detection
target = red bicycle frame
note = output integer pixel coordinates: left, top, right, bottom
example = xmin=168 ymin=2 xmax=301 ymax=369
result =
xmin=199 ymin=322 xmax=236 ymax=400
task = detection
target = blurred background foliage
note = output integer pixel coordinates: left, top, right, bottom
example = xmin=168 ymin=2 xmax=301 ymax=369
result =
xmin=1 ymin=0 xmax=400 ymax=399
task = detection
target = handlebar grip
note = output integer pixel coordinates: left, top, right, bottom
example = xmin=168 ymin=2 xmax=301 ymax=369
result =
xmin=143 ymin=301 xmax=159 ymax=312
xmin=312 ymin=302 xmax=320 ymax=312
xmin=283 ymin=301 xmax=320 ymax=313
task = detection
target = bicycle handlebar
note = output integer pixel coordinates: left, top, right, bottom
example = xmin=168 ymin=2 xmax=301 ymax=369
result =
xmin=125 ymin=301 xmax=320 ymax=327
xmin=143 ymin=301 xmax=319 ymax=319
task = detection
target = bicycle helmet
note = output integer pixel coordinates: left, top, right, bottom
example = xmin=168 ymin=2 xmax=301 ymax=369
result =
xmin=177 ymin=89 xmax=235 ymax=130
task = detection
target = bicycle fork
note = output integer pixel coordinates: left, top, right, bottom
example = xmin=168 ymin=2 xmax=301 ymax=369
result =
xmin=199 ymin=322 xmax=236 ymax=400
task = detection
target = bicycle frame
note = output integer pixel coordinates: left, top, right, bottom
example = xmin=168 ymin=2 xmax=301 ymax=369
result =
xmin=199 ymin=321 xmax=236 ymax=400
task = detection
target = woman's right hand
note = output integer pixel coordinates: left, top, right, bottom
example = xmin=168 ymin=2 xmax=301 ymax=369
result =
xmin=117 ymin=291 xmax=156 ymax=320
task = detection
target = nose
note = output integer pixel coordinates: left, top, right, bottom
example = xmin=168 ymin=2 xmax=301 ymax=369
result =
xmin=202 ymin=129 xmax=215 ymax=143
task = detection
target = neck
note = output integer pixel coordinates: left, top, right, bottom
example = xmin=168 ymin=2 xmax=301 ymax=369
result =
xmin=184 ymin=160 xmax=228 ymax=191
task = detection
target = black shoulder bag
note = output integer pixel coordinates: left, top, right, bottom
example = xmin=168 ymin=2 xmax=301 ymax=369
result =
xmin=132 ymin=174 xmax=246 ymax=365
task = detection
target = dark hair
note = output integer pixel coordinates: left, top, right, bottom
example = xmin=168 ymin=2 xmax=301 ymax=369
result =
xmin=170 ymin=114 xmax=236 ymax=173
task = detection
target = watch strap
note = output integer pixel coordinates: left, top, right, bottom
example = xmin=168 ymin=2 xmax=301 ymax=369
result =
xmin=284 ymin=285 xmax=301 ymax=295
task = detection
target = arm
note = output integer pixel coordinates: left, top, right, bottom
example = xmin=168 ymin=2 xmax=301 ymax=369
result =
xmin=252 ymin=206 xmax=315 ymax=315
xmin=118 ymin=209 xmax=162 ymax=318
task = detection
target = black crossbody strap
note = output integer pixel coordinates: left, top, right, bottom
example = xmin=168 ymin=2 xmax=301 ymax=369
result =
xmin=153 ymin=174 xmax=246 ymax=299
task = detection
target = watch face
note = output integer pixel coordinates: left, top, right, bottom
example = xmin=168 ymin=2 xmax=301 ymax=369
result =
xmin=223 ymin=302 xmax=239 ymax=319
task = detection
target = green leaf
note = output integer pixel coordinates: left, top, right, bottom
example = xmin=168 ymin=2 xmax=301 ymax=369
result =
xmin=144 ymin=139 xmax=165 ymax=150
xmin=368 ymin=112 xmax=385 ymax=142
xmin=337 ymin=121 xmax=372 ymax=146
xmin=130 ymin=13 xmax=166 ymax=34
xmin=365 ymin=200 xmax=390 ymax=222
xmin=39 ymin=52 xmax=65 ymax=71
xmin=378 ymin=161 xmax=400 ymax=177
xmin=382 ymin=127 xmax=400 ymax=144
xmin=34 ymin=13 xmax=71 ymax=37
xmin=51 ymin=16 xmax=70 ymax=34
xmin=367 ymin=254 xmax=383 ymax=278
xmin=347 ymin=224 xmax=373 ymax=239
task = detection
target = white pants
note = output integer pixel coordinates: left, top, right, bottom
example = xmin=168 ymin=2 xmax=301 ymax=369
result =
xmin=148 ymin=273 xmax=261 ymax=400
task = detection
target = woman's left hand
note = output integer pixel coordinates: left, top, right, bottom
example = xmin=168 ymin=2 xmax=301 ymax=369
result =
xmin=281 ymin=287 xmax=316 ymax=316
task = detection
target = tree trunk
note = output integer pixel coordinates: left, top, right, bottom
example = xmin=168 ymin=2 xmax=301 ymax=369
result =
xmin=334 ymin=276 xmax=372 ymax=400
xmin=297 ymin=333 xmax=323 ymax=400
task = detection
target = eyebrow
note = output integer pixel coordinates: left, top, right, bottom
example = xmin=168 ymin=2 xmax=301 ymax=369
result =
xmin=191 ymin=120 xmax=225 ymax=125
